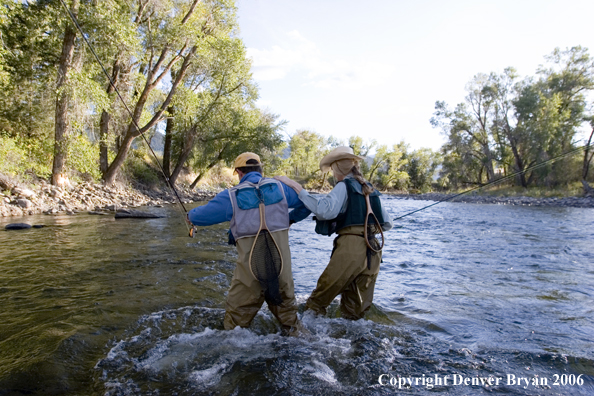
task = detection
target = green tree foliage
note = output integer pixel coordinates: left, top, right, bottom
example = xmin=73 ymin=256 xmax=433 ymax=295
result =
xmin=434 ymin=47 xmax=594 ymax=189
xmin=348 ymin=135 xmax=375 ymax=177
xmin=403 ymin=148 xmax=440 ymax=193
xmin=164 ymin=31 xmax=262 ymax=186
xmin=186 ymin=107 xmax=285 ymax=188
xmin=376 ymin=142 xmax=410 ymax=190
xmin=1 ymin=1 xmax=64 ymax=141
xmin=0 ymin=1 xmax=9 ymax=88
xmin=511 ymin=47 xmax=594 ymax=187
xmin=0 ymin=0 xmax=128 ymax=182
xmin=432 ymin=73 xmax=498 ymax=186
xmin=103 ymin=0 xmax=242 ymax=184
xmin=279 ymin=134 xmax=412 ymax=191
xmin=285 ymin=130 xmax=327 ymax=181
xmin=582 ymin=120 xmax=594 ymax=182
xmin=0 ymin=0 xmax=282 ymax=187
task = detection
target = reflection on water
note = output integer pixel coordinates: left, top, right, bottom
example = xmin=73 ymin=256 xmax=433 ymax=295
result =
xmin=1 ymin=199 xmax=593 ymax=395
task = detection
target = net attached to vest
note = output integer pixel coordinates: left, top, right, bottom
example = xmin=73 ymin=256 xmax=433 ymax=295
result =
xmin=364 ymin=194 xmax=384 ymax=269
xmin=249 ymin=202 xmax=284 ymax=306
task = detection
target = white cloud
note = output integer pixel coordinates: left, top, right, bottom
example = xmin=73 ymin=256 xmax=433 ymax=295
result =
xmin=246 ymin=30 xmax=394 ymax=89
xmin=309 ymin=61 xmax=395 ymax=90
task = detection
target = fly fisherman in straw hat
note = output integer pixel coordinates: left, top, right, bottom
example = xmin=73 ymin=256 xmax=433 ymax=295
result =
xmin=187 ymin=152 xmax=311 ymax=336
xmin=275 ymin=146 xmax=393 ymax=320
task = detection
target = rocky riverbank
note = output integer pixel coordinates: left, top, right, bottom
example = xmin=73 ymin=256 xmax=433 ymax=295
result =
xmin=0 ymin=175 xmax=216 ymax=218
xmin=2 ymin=173 xmax=594 ymax=218
xmin=393 ymin=192 xmax=594 ymax=208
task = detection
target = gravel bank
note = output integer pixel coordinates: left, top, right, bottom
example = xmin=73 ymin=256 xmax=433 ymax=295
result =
xmin=3 ymin=173 xmax=593 ymax=218
xmin=0 ymin=175 xmax=216 ymax=217
xmin=392 ymin=192 xmax=594 ymax=208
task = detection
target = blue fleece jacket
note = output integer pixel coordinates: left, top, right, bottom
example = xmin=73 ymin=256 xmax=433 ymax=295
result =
xmin=187 ymin=172 xmax=311 ymax=228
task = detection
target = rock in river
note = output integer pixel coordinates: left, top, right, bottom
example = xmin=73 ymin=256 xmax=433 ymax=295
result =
xmin=114 ymin=209 xmax=166 ymax=219
xmin=5 ymin=223 xmax=32 ymax=230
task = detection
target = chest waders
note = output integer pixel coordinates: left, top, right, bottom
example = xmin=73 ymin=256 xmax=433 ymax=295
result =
xmin=315 ymin=178 xmax=385 ymax=269
xmin=229 ymin=179 xmax=290 ymax=306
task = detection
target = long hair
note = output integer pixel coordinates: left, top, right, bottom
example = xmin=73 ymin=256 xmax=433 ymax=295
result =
xmin=350 ymin=164 xmax=374 ymax=195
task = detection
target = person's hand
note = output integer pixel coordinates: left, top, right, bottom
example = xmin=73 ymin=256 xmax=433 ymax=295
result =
xmin=274 ymin=175 xmax=303 ymax=193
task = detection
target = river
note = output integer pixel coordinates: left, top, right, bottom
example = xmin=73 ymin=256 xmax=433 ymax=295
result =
xmin=0 ymin=197 xmax=593 ymax=395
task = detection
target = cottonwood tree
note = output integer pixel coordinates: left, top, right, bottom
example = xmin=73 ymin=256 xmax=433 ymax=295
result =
xmin=286 ymin=130 xmax=327 ymax=180
xmin=510 ymin=47 xmax=594 ymax=187
xmin=0 ymin=2 xmax=66 ymax=142
xmin=373 ymin=142 xmax=409 ymax=190
xmin=164 ymin=34 xmax=258 ymax=186
xmin=581 ymin=119 xmax=594 ymax=194
xmin=431 ymin=73 xmax=499 ymax=186
xmin=435 ymin=47 xmax=594 ymax=189
xmin=102 ymin=0 xmax=238 ymax=185
xmin=0 ymin=1 xmax=9 ymax=88
xmin=51 ymin=0 xmax=80 ymax=185
xmin=404 ymin=147 xmax=440 ymax=192
xmin=348 ymin=135 xmax=375 ymax=177
xmin=1 ymin=0 xmax=128 ymax=183
xmin=187 ymin=108 xmax=285 ymax=188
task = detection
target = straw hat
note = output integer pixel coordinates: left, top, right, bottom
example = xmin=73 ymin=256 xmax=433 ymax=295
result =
xmin=319 ymin=146 xmax=365 ymax=173
xmin=233 ymin=152 xmax=262 ymax=174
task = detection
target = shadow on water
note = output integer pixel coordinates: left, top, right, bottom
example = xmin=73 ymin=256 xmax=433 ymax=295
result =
xmin=1 ymin=199 xmax=594 ymax=395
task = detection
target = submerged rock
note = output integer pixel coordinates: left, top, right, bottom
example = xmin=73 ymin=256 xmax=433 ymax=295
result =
xmin=89 ymin=211 xmax=110 ymax=215
xmin=115 ymin=209 xmax=165 ymax=219
xmin=5 ymin=223 xmax=32 ymax=230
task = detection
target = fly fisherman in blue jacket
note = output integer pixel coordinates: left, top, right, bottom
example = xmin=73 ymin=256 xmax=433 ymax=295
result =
xmin=187 ymin=152 xmax=311 ymax=336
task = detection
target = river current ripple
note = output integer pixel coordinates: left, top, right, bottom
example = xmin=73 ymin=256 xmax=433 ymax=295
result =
xmin=0 ymin=197 xmax=593 ymax=395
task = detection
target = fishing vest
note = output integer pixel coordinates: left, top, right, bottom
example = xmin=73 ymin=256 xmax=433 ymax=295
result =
xmin=229 ymin=177 xmax=290 ymax=240
xmin=315 ymin=178 xmax=385 ymax=236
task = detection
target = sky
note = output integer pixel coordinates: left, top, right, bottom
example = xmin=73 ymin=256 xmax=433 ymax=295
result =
xmin=235 ymin=0 xmax=594 ymax=152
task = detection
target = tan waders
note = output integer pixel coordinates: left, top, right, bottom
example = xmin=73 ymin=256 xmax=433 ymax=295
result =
xmin=224 ymin=229 xmax=301 ymax=335
xmin=306 ymin=225 xmax=381 ymax=320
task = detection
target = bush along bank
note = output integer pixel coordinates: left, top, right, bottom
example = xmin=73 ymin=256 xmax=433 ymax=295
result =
xmin=0 ymin=174 xmax=216 ymax=217
xmin=393 ymin=192 xmax=594 ymax=208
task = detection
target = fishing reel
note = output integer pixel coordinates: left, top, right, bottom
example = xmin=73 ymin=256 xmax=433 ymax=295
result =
xmin=189 ymin=225 xmax=197 ymax=238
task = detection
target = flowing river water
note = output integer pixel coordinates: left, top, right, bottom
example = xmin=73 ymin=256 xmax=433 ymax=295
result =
xmin=0 ymin=196 xmax=593 ymax=395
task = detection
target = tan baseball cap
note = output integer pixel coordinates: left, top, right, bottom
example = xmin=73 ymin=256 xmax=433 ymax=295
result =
xmin=233 ymin=152 xmax=262 ymax=174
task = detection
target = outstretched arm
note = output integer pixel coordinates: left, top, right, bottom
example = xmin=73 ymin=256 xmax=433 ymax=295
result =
xmin=275 ymin=175 xmax=347 ymax=220
xmin=187 ymin=189 xmax=233 ymax=226
xmin=276 ymin=177 xmax=311 ymax=223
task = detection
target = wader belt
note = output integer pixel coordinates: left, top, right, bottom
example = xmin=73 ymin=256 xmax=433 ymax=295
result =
xmin=332 ymin=233 xmax=379 ymax=270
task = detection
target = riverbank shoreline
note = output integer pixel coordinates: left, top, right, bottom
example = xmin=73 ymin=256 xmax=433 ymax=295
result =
xmin=2 ymin=174 xmax=594 ymax=218
xmin=0 ymin=174 xmax=217 ymax=218
xmin=390 ymin=192 xmax=594 ymax=208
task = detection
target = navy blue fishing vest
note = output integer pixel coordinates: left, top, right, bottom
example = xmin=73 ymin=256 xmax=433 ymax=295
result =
xmin=315 ymin=178 xmax=384 ymax=236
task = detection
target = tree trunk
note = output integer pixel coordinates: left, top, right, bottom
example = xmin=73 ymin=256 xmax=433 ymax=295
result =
xmin=502 ymin=126 xmax=528 ymax=188
xmin=102 ymin=46 xmax=197 ymax=185
xmin=189 ymin=171 xmax=206 ymax=189
xmin=163 ymin=107 xmax=175 ymax=177
xmin=169 ymin=127 xmax=197 ymax=186
xmin=51 ymin=0 xmax=79 ymax=186
xmin=99 ymin=58 xmax=121 ymax=176
xmin=582 ymin=126 xmax=594 ymax=180
xmin=103 ymin=130 xmax=135 ymax=185
xmin=189 ymin=144 xmax=229 ymax=189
